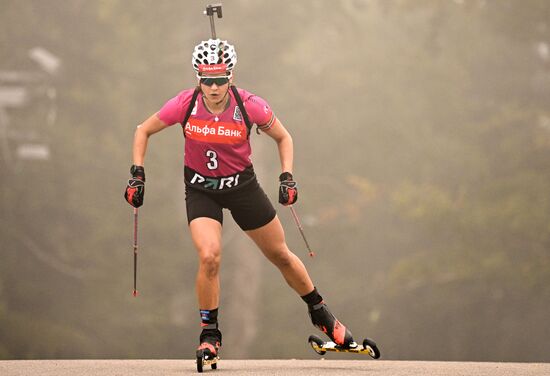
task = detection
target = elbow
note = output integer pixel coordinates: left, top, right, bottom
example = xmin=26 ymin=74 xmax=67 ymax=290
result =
xmin=278 ymin=132 xmax=293 ymax=146
xmin=134 ymin=124 xmax=150 ymax=138
xmin=284 ymin=133 xmax=293 ymax=147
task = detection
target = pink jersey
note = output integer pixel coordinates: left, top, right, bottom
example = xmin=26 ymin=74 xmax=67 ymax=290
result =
xmin=158 ymin=88 xmax=274 ymax=184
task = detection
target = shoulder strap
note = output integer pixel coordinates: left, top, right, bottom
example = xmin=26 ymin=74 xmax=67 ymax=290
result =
xmin=181 ymin=87 xmax=201 ymax=138
xmin=230 ymin=85 xmax=254 ymax=139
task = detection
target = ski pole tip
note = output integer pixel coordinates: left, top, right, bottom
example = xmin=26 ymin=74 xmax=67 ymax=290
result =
xmin=133 ymin=290 xmax=138 ymax=297
xmin=309 ymin=251 xmax=315 ymax=258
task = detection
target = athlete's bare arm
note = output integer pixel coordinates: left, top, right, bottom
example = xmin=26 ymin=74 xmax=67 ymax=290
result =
xmin=133 ymin=113 xmax=170 ymax=166
xmin=263 ymin=117 xmax=294 ymax=174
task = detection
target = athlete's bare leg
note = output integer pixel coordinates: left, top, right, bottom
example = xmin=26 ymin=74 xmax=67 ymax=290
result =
xmin=190 ymin=217 xmax=223 ymax=309
xmin=246 ymin=215 xmax=314 ymax=296
xmin=247 ymin=215 xmax=358 ymax=348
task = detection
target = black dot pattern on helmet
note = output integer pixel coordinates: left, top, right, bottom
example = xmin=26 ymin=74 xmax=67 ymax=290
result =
xmin=193 ymin=39 xmax=236 ymax=72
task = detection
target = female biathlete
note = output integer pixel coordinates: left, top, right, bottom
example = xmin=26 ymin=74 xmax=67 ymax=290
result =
xmin=124 ymin=39 xmax=355 ymax=360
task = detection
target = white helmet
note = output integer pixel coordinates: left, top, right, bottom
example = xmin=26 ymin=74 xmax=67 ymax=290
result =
xmin=192 ymin=38 xmax=237 ymax=74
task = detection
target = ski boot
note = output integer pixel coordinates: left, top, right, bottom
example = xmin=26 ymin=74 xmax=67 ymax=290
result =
xmin=196 ymin=328 xmax=221 ymax=373
xmin=308 ymin=302 xmax=356 ymax=349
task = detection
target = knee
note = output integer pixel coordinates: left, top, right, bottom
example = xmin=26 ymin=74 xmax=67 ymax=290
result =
xmin=197 ymin=244 xmax=221 ymax=279
xmin=268 ymin=245 xmax=294 ymax=269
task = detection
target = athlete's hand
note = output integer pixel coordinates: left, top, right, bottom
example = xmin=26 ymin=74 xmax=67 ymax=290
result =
xmin=124 ymin=165 xmax=145 ymax=208
xmin=279 ymin=172 xmax=298 ymax=206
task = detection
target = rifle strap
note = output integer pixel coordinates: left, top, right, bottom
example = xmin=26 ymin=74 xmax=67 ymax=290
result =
xmin=230 ymin=85 xmax=254 ymax=138
xmin=181 ymin=87 xmax=200 ymax=137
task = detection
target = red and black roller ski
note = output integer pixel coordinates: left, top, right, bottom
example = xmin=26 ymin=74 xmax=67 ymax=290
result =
xmin=196 ymin=329 xmax=221 ymax=373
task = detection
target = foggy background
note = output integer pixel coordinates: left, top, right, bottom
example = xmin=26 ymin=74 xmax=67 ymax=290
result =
xmin=1 ymin=0 xmax=550 ymax=362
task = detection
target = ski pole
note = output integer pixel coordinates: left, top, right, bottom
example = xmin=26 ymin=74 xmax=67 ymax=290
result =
xmin=132 ymin=207 xmax=139 ymax=297
xmin=289 ymin=205 xmax=315 ymax=258
xmin=204 ymin=4 xmax=223 ymax=39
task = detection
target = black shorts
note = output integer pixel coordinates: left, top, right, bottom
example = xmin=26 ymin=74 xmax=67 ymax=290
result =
xmin=185 ymin=178 xmax=277 ymax=231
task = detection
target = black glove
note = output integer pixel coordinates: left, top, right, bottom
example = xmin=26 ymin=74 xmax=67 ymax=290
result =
xmin=124 ymin=165 xmax=145 ymax=208
xmin=278 ymin=172 xmax=298 ymax=206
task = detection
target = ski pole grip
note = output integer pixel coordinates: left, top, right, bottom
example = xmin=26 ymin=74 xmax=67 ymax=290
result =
xmin=205 ymin=4 xmax=223 ymax=18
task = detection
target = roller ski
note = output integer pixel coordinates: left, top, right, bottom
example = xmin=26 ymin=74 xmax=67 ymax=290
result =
xmin=307 ymin=302 xmax=381 ymax=359
xmin=308 ymin=334 xmax=381 ymax=358
xmin=196 ymin=328 xmax=221 ymax=373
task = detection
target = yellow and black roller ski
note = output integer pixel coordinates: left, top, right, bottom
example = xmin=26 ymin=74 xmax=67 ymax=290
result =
xmin=308 ymin=334 xmax=381 ymax=359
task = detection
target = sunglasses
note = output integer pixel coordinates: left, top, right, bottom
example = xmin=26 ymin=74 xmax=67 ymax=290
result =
xmin=200 ymin=76 xmax=230 ymax=86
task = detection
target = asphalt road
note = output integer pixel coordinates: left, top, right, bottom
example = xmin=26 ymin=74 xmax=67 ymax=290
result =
xmin=1 ymin=359 xmax=549 ymax=376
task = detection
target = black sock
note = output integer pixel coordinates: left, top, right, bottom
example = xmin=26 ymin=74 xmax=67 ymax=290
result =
xmin=199 ymin=308 xmax=218 ymax=329
xmin=301 ymin=287 xmax=323 ymax=308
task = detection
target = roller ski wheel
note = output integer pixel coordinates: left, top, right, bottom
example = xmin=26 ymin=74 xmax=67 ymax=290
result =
xmin=363 ymin=337 xmax=381 ymax=359
xmin=308 ymin=334 xmax=381 ymax=359
xmin=308 ymin=334 xmax=327 ymax=355
xmin=196 ymin=347 xmax=219 ymax=373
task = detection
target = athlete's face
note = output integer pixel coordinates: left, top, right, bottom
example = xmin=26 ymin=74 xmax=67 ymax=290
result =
xmin=199 ymin=72 xmax=232 ymax=104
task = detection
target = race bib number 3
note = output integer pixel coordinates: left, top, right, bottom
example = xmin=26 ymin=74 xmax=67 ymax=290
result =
xmin=206 ymin=150 xmax=218 ymax=170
